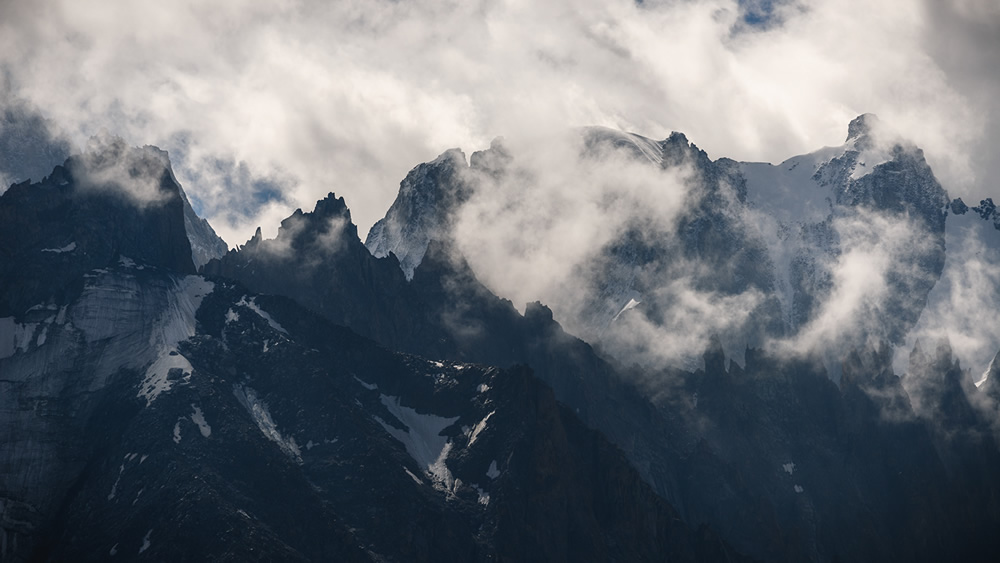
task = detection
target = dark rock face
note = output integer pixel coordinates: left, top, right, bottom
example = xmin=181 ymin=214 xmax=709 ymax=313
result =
xmin=673 ymin=340 xmax=1000 ymax=563
xmin=363 ymin=126 xmax=785 ymax=364
xmin=181 ymin=188 xmax=229 ymax=269
xmin=950 ymin=197 xmax=969 ymax=215
xmin=846 ymin=113 xmax=879 ymax=145
xmin=0 ymin=139 xmax=195 ymax=318
xmin=203 ymin=193 xmax=413 ymax=345
xmin=0 ymin=265 xmax=212 ymax=561
xmin=1 ymin=261 xmax=746 ymax=561
xmin=0 ymin=116 xmax=228 ymax=271
xmin=801 ymin=126 xmax=949 ymax=349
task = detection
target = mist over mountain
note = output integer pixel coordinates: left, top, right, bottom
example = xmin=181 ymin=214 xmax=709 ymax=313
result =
xmin=361 ymin=116 xmax=963 ymax=378
xmin=4 ymin=0 xmax=1000 ymax=560
xmin=3 ymin=108 xmax=997 ymax=562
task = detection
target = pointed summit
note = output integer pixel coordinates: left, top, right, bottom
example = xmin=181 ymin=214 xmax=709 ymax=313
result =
xmin=846 ymin=113 xmax=880 ymax=143
xmin=0 ymin=140 xmax=197 ymax=315
xmin=365 ymin=148 xmax=471 ymax=279
xmin=703 ymin=333 xmax=727 ymax=376
xmin=313 ymin=192 xmax=353 ymax=221
xmin=244 ymin=226 xmax=263 ymax=249
xmin=470 ymin=137 xmax=512 ymax=178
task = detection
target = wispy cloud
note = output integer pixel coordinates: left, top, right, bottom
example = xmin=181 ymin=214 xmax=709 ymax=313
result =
xmin=896 ymin=215 xmax=1000 ymax=378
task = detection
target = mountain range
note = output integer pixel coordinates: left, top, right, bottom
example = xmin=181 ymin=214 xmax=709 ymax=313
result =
xmin=1 ymin=114 xmax=999 ymax=562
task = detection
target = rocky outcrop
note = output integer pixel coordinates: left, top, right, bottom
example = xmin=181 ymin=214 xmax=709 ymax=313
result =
xmin=181 ymin=189 xmax=229 ymax=269
xmin=0 ymin=137 xmax=196 ymax=318
xmin=203 ymin=193 xmax=413 ymax=345
xmin=365 ymin=149 xmax=471 ymax=279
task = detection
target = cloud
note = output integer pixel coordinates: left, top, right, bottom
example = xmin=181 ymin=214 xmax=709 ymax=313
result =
xmin=895 ymin=216 xmax=1000 ymax=379
xmin=452 ymin=128 xmax=692 ymax=317
xmin=600 ymin=276 xmax=766 ymax=372
xmin=0 ymin=0 xmax=994 ymax=252
xmin=450 ymin=128 xmax=775 ymax=371
xmin=767 ymin=209 xmax=939 ymax=365
xmin=56 ymin=132 xmax=182 ymax=208
xmin=0 ymin=82 xmax=73 ymax=192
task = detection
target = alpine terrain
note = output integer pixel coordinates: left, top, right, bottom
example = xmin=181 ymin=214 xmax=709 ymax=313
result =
xmin=1 ymin=113 xmax=999 ymax=562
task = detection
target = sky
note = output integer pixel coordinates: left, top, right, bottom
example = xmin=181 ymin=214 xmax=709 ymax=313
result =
xmin=0 ymin=0 xmax=997 ymax=248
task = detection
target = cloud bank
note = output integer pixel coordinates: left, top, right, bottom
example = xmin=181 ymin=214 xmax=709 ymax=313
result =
xmin=0 ymin=0 xmax=996 ymax=249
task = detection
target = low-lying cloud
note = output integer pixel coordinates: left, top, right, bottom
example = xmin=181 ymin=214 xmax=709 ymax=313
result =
xmin=453 ymin=129 xmax=692 ymax=317
xmin=768 ymin=209 xmax=941 ymax=371
xmin=896 ymin=216 xmax=1000 ymax=379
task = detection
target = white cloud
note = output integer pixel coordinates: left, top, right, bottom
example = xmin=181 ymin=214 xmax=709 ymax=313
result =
xmin=896 ymin=214 xmax=1000 ymax=379
xmin=453 ymin=129 xmax=693 ymax=316
xmin=0 ymin=0 xmax=995 ymax=251
xmin=768 ymin=209 xmax=939 ymax=364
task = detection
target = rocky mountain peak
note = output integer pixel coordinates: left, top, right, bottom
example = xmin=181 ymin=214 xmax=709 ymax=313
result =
xmin=72 ymin=136 xmax=228 ymax=269
xmin=908 ymin=337 xmax=962 ymax=382
xmin=0 ymin=142 xmax=196 ymax=316
xmin=260 ymin=193 xmax=360 ymax=249
xmin=312 ymin=192 xmax=352 ymax=220
xmin=523 ymin=301 xmax=555 ymax=326
xmin=846 ymin=113 xmax=880 ymax=145
xmin=702 ymin=333 xmax=728 ymax=376
xmin=76 ymin=132 xmax=176 ymax=197
xmin=470 ymin=137 xmax=511 ymax=178
xmin=365 ymin=149 xmax=472 ymax=279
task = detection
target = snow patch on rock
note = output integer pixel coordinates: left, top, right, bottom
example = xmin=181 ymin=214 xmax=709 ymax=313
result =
xmin=472 ymin=484 xmax=490 ymax=506
xmin=190 ymin=404 xmax=211 ymax=437
xmin=486 ymin=460 xmax=500 ymax=480
xmin=404 ymin=467 xmax=424 ymax=485
xmin=376 ymin=394 xmax=460 ymax=491
xmin=237 ymin=296 xmax=288 ymax=334
xmin=139 ymin=276 xmax=214 ymax=405
xmin=464 ymin=410 xmax=494 ymax=447
xmin=233 ymin=384 xmax=302 ymax=462
xmin=138 ymin=529 xmax=151 ymax=554
xmin=612 ymin=298 xmax=641 ymax=323
xmin=353 ymin=376 xmax=378 ymax=390
xmin=0 ymin=318 xmax=39 ymax=359
xmin=107 ymin=464 xmax=125 ymax=500
xmin=40 ymin=242 xmax=76 ymax=253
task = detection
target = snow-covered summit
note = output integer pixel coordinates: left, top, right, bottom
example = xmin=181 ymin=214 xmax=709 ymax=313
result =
xmin=735 ymin=115 xmax=948 ymax=371
xmin=581 ymin=126 xmax=665 ymax=165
